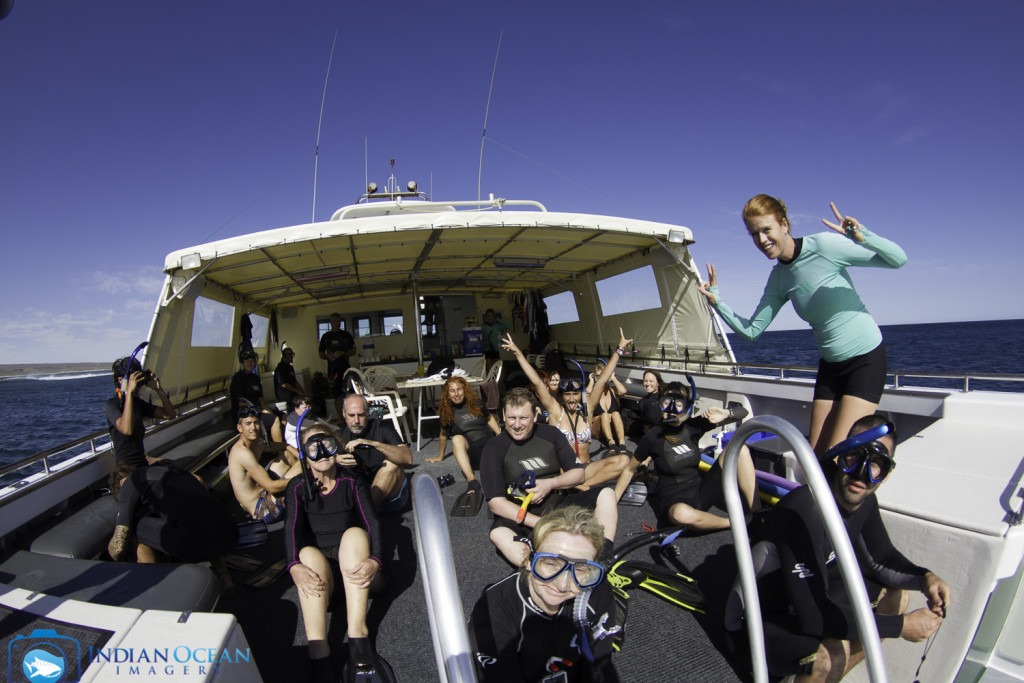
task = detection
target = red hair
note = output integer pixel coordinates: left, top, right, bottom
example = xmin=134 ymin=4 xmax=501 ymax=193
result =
xmin=438 ymin=376 xmax=485 ymax=428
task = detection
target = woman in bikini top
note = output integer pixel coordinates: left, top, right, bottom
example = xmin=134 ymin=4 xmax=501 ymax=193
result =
xmin=503 ymin=330 xmax=633 ymax=490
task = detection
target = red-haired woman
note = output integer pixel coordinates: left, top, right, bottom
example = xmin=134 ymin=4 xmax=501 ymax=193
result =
xmin=427 ymin=375 xmax=500 ymax=498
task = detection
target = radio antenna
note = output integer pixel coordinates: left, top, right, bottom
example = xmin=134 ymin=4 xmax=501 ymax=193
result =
xmin=312 ymin=29 xmax=339 ymax=223
xmin=477 ymin=28 xmax=503 ymax=204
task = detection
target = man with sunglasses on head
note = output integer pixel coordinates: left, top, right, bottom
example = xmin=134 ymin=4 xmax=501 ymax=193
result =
xmin=285 ymin=421 xmax=392 ymax=682
xmin=612 ymin=379 xmax=758 ymax=531
xmin=724 ymin=414 xmax=951 ymax=682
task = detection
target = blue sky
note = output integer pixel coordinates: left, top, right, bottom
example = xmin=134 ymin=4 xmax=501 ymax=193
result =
xmin=2 ymin=1 xmax=1022 ymax=363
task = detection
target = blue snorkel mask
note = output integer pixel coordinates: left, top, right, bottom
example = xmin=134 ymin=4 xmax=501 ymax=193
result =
xmin=825 ymin=422 xmax=896 ymax=485
xmin=119 ymin=341 xmax=150 ymax=395
xmin=660 ymin=375 xmax=699 ymax=425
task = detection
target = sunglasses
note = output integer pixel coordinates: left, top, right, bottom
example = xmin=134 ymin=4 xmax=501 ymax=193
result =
xmin=659 ymin=392 xmax=692 ymax=415
xmin=558 ymin=377 xmax=584 ymax=392
xmin=530 ymin=552 xmax=605 ymax=589
xmin=302 ymin=433 xmax=341 ymax=462
xmin=837 ymin=442 xmax=895 ymax=484
xmin=237 ymin=406 xmax=262 ymax=420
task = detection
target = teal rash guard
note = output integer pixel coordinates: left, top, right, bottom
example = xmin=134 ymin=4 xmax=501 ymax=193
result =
xmin=710 ymin=227 xmax=907 ymax=363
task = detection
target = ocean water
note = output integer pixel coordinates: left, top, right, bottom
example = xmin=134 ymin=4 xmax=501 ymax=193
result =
xmin=2 ymin=320 xmax=1022 ymax=472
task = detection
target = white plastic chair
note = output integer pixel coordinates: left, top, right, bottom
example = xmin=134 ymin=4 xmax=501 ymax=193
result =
xmin=345 ymin=367 xmax=412 ymax=442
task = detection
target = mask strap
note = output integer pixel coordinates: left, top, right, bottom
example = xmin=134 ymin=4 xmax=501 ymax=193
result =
xmin=294 ymin=408 xmax=316 ymax=499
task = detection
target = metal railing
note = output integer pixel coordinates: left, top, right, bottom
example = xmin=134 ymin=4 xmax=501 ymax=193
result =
xmin=0 ymin=386 xmax=230 ymax=494
xmin=721 ymin=416 xmax=888 ymax=683
xmin=412 ymin=473 xmax=477 ymax=683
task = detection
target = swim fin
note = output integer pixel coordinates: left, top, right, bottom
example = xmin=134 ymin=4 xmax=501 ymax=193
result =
xmin=243 ymin=558 xmax=287 ymax=589
xmin=345 ymin=638 xmax=397 ymax=683
xmin=607 ymin=560 xmax=706 ymax=614
xmin=449 ymin=479 xmax=483 ymax=517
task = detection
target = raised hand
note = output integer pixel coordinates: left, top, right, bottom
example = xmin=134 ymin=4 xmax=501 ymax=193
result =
xmin=697 ymin=262 xmax=718 ymax=305
xmin=501 ymin=332 xmax=522 ymax=356
xmin=617 ymin=327 xmax=633 ymax=350
xmin=821 ymin=202 xmax=865 ymax=243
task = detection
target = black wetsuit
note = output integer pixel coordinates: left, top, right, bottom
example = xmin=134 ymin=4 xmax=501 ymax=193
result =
xmin=273 ymin=359 xmax=299 ymax=403
xmin=633 ymin=417 xmax=725 ymax=520
xmin=283 ymin=467 xmax=382 ymax=569
xmin=115 ymin=465 xmax=237 ymax=561
xmin=480 ymin=424 xmax=599 ymax=532
xmin=636 ymin=394 xmax=662 ymax=430
xmin=445 ymin=404 xmax=495 ymax=469
xmin=319 ymin=329 xmax=355 ymax=396
xmin=105 ymin=395 xmax=157 ymax=466
xmin=470 ymin=572 xmax=620 ymax=682
xmin=729 ymin=468 xmax=929 ymax=676
xmin=230 ymin=368 xmax=277 ymax=436
xmin=338 ymin=417 xmax=406 ymax=478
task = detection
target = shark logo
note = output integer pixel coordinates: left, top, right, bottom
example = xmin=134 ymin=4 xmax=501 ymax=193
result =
xmin=22 ymin=651 xmax=64 ymax=680
xmin=791 ymin=563 xmax=815 ymax=579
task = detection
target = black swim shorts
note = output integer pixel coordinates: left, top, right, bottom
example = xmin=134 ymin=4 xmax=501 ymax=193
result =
xmin=813 ymin=341 xmax=887 ymax=404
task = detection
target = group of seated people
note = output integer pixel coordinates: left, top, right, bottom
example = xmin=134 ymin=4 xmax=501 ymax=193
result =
xmin=104 ymin=339 xmax=951 ymax=683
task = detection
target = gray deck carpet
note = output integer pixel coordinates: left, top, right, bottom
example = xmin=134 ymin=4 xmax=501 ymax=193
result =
xmin=218 ymin=434 xmax=749 ymax=682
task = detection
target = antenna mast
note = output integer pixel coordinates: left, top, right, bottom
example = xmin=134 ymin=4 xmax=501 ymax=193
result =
xmin=477 ymin=29 xmax=503 ymax=203
xmin=312 ymin=30 xmax=339 ymax=223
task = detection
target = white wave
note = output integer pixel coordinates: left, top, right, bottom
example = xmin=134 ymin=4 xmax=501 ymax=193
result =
xmin=2 ymin=371 xmax=113 ymax=382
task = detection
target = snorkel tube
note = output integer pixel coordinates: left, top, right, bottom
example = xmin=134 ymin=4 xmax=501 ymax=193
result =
xmin=824 ymin=421 xmax=896 ymax=483
xmin=120 ymin=341 xmax=149 ymax=394
xmin=293 ymin=408 xmax=317 ymax=499
xmin=824 ymin=422 xmax=894 ymax=460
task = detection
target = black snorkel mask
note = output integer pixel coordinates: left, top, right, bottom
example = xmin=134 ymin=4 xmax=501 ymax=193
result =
xmin=118 ymin=341 xmax=149 ymax=395
xmin=825 ymin=422 xmax=896 ymax=485
xmin=660 ymin=375 xmax=699 ymax=426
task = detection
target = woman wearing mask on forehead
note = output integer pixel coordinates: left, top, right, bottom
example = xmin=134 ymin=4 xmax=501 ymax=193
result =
xmin=503 ymin=330 xmax=631 ymax=489
xmin=699 ymin=196 xmax=907 ymax=457
xmin=613 ymin=380 xmax=758 ymax=530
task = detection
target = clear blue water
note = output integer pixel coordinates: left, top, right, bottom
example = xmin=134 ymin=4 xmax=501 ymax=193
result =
xmin=2 ymin=319 xmax=1022 ymax=471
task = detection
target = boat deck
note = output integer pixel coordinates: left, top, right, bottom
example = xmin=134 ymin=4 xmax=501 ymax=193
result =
xmin=218 ymin=433 xmax=747 ymax=682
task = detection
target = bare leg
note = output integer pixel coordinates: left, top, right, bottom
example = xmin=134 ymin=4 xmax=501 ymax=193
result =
xmin=370 ymin=461 xmax=404 ymax=506
xmin=136 ymin=543 xmax=159 ymax=563
xmin=668 ymin=502 xmax=730 ymax=531
xmin=339 ymin=527 xmax=376 ymax=639
xmin=450 ymin=435 xmax=476 ymax=482
xmin=736 ymin=445 xmax=758 ymax=510
xmin=270 ymin=416 xmax=284 ymax=443
xmin=582 ymin=455 xmax=628 ymax=488
xmin=797 ymin=638 xmax=855 ymax=683
xmin=808 ymin=398 xmax=834 ymax=458
xmin=490 ymin=527 xmax=530 ymax=567
xmin=816 ymin=395 xmax=880 ymax=457
xmin=295 ymin=546 xmax=335 ymax=660
xmin=593 ymin=488 xmax=618 ymax=541
xmin=610 ymin=412 xmax=626 ymax=448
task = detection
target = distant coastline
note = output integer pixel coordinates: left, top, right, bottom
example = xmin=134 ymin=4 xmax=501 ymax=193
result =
xmin=0 ymin=363 xmax=109 ymax=379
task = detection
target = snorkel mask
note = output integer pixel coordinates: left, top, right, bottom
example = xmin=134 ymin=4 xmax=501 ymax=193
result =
xmin=660 ymin=375 xmax=699 ymax=425
xmin=825 ymin=422 xmax=896 ymax=485
xmin=118 ymin=341 xmax=150 ymax=396
xmin=293 ymin=409 xmax=318 ymax=498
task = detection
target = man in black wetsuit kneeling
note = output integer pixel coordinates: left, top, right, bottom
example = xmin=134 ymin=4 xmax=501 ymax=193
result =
xmin=285 ymin=421 xmax=390 ymax=682
xmin=480 ymin=387 xmax=618 ymax=567
xmin=725 ymin=414 xmax=952 ymax=682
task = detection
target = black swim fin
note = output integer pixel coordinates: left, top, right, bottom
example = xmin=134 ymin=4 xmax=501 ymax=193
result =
xmin=345 ymin=638 xmax=397 ymax=683
xmin=607 ymin=560 xmax=706 ymax=614
xmin=243 ymin=558 xmax=287 ymax=589
xmin=449 ymin=480 xmax=483 ymax=517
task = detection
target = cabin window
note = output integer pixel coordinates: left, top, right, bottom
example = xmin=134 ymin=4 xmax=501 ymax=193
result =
xmin=191 ymin=296 xmax=234 ymax=347
xmin=354 ymin=316 xmax=372 ymax=338
xmin=382 ymin=312 xmax=404 ymax=335
xmin=596 ymin=265 xmax=662 ymax=316
xmin=544 ymin=291 xmax=579 ymax=325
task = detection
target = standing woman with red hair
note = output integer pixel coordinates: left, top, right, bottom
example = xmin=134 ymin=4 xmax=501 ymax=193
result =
xmin=699 ymin=196 xmax=907 ymax=457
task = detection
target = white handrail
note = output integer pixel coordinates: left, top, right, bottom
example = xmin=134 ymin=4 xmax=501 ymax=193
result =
xmin=721 ymin=415 xmax=888 ymax=683
xmin=412 ymin=473 xmax=478 ymax=683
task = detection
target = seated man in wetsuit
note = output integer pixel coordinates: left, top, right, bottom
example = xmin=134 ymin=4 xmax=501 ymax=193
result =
xmin=230 ymin=348 xmax=285 ymax=443
xmin=286 ymin=421 xmax=388 ymax=682
xmin=105 ymin=356 xmax=177 ymax=466
xmin=724 ymin=415 xmax=951 ymax=682
xmin=480 ymin=387 xmax=619 ymax=566
xmin=337 ymin=394 xmax=412 ymax=513
xmin=228 ymin=406 xmax=301 ymax=524
xmin=274 ymin=342 xmax=308 ymax=405
xmin=107 ymin=462 xmax=237 ymax=594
